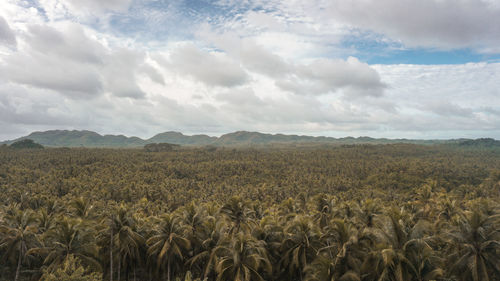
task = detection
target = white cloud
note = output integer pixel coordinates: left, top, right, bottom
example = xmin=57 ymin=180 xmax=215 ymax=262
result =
xmin=0 ymin=21 xmax=150 ymax=99
xmin=0 ymin=0 xmax=499 ymax=141
xmin=276 ymin=57 xmax=385 ymax=97
xmin=101 ymin=48 xmax=147 ymax=98
xmin=327 ymin=0 xmax=500 ymax=50
xmin=38 ymin=0 xmax=133 ymax=22
xmin=26 ymin=24 xmax=106 ymax=63
xmin=162 ymin=43 xmax=249 ymax=88
xmin=0 ymin=16 xmax=16 ymax=48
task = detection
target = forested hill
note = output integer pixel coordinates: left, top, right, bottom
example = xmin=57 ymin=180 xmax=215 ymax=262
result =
xmin=0 ymin=129 xmax=481 ymax=147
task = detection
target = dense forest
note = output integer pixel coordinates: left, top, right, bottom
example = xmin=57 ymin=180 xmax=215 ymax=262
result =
xmin=0 ymin=144 xmax=499 ymax=281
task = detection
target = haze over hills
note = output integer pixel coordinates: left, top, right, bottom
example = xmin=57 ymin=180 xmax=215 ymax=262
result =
xmin=1 ymin=129 xmax=485 ymax=148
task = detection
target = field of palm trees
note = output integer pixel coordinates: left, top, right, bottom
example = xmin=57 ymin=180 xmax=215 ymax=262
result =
xmin=0 ymin=144 xmax=499 ymax=281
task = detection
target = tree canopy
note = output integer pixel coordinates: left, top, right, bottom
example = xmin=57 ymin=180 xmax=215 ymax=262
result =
xmin=1 ymin=144 xmax=499 ymax=280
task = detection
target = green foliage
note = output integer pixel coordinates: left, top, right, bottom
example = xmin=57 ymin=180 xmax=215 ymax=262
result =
xmin=0 ymin=144 xmax=499 ymax=281
xmin=9 ymin=139 xmax=44 ymax=149
xmin=40 ymin=255 xmax=102 ymax=281
xmin=144 ymin=143 xmax=180 ymax=152
xmin=459 ymin=138 xmax=500 ymax=147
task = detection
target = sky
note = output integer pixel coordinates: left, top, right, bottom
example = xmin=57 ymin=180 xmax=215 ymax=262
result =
xmin=0 ymin=0 xmax=500 ymax=140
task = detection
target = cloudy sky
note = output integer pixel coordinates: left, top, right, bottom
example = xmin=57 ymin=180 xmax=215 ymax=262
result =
xmin=1 ymin=0 xmax=500 ymax=140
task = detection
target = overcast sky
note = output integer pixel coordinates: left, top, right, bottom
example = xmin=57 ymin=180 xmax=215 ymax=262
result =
xmin=1 ymin=0 xmax=499 ymax=140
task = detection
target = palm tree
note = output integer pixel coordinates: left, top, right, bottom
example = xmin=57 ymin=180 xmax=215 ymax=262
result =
xmin=212 ymin=232 xmax=271 ymax=281
xmin=251 ymin=213 xmax=284 ymax=277
xmin=0 ymin=209 xmax=39 ymax=281
xmin=362 ymin=209 xmax=442 ymax=281
xmin=35 ymin=217 xmax=100 ymax=272
xmin=312 ymin=194 xmax=331 ymax=229
xmin=403 ymin=238 xmax=443 ymax=281
xmin=305 ymin=255 xmax=360 ymax=281
xmin=112 ymin=207 xmax=144 ymax=281
xmin=187 ymin=215 xmax=221 ymax=279
xmin=447 ymin=209 xmax=500 ymax=281
xmin=36 ymin=208 xmax=56 ymax=234
xmin=356 ymin=199 xmax=382 ymax=229
xmin=280 ymin=216 xmax=321 ymax=280
xmin=180 ymin=202 xmax=206 ymax=255
xmin=147 ymin=214 xmax=191 ymax=281
xmin=69 ymin=197 xmax=94 ymax=219
xmin=437 ymin=197 xmax=462 ymax=223
xmin=310 ymin=219 xmax=364 ymax=281
xmin=220 ymin=196 xmax=255 ymax=234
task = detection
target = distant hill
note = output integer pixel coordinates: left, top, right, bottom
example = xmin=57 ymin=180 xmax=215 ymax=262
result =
xmin=212 ymin=131 xmax=456 ymax=146
xmin=148 ymin=131 xmax=216 ymax=145
xmin=0 ymin=129 xmax=492 ymax=148
xmin=1 ymin=130 xmax=144 ymax=147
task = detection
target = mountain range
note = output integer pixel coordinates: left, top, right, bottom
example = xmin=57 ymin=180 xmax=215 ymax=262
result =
xmin=0 ymin=130 xmax=482 ymax=148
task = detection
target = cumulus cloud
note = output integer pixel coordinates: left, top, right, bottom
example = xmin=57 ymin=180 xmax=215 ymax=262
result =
xmin=0 ymin=83 xmax=87 ymax=129
xmin=26 ymin=24 xmax=106 ymax=63
xmin=101 ymin=49 xmax=147 ymax=98
xmin=0 ymin=16 xmax=16 ymax=47
xmin=3 ymin=53 xmax=103 ymax=97
xmin=239 ymin=43 xmax=290 ymax=78
xmin=139 ymin=64 xmax=165 ymax=85
xmin=163 ymin=44 xmax=249 ymax=88
xmin=196 ymin=28 xmax=385 ymax=97
xmin=0 ymin=22 xmax=149 ymax=99
xmin=276 ymin=57 xmax=385 ymax=97
xmin=0 ymin=0 xmax=499 ymax=141
xmin=327 ymin=0 xmax=500 ymax=50
xmin=373 ymin=62 xmax=500 ymax=133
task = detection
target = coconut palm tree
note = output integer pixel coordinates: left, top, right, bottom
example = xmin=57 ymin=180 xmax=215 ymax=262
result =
xmin=0 ymin=209 xmax=39 ymax=281
xmin=280 ymin=216 xmax=321 ymax=280
xmin=187 ymin=215 xmax=221 ymax=279
xmin=362 ymin=209 xmax=442 ymax=281
xmin=447 ymin=209 xmax=500 ymax=281
xmin=311 ymin=219 xmax=363 ymax=281
xmin=312 ymin=194 xmax=331 ymax=229
xmin=212 ymin=232 xmax=271 ymax=281
xmin=69 ymin=197 xmax=94 ymax=219
xmin=220 ymin=196 xmax=255 ymax=234
xmin=147 ymin=214 xmax=190 ymax=281
xmin=112 ymin=206 xmax=144 ymax=281
xmin=36 ymin=217 xmax=100 ymax=273
xmin=356 ymin=199 xmax=382 ymax=229
xmin=251 ymin=213 xmax=284 ymax=275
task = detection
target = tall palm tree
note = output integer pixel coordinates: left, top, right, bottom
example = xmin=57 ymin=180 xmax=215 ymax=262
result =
xmin=146 ymin=214 xmax=191 ymax=281
xmin=180 ymin=202 xmax=206 ymax=256
xmin=310 ymin=219 xmax=364 ymax=281
xmin=356 ymin=199 xmax=382 ymax=229
xmin=362 ymin=210 xmax=442 ymax=281
xmin=251 ymin=213 xmax=284 ymax=278
xmin=212 ymin=232 xmax=271 ymax=281
xmin=447 ymin=210 xmax=500 ymax=281
xmin=312 ymin=194 xmax=331 ymax=229
xmin=305 ymin=255 xmax=360 ymax=281
xmin=112 ymin=207 xmax=144 ymax=281
xmin=0 ymin=209 xmax=39 ymax=281
xmin=280 ymin=216 xmax=321 ymax=280
xmin=403 ymin=238 xmax=443 ymax=281
xmin=69 ymin=197 xmax=94 ymax=219
xmin=188 ymin=215 xmax=221 ymax=279
xmin=220 ymin=196 xmax=255 ymax=234
xmin=35 ymin=217 xmax=100 ymax=273
xmin=437 ymin=197 xmax=462 ymax=224
xmin=36 ymin=208 xmax=56 ymax=234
